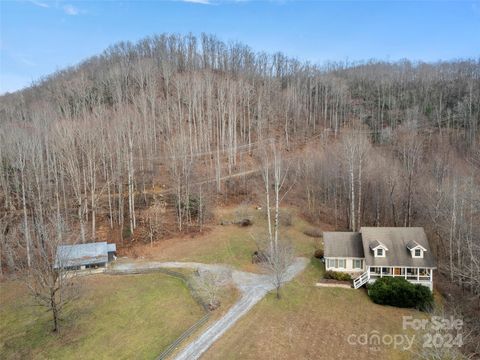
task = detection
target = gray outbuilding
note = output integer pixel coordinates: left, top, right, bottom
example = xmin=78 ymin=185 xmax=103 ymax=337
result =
xmin=55 ymin=242 xmax=117 ymax=270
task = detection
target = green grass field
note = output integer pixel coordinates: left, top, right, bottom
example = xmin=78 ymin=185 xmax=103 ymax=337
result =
xmin=0 ymin=273 xmax=205 ymax=360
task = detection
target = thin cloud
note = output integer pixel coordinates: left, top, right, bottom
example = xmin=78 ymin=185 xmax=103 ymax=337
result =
xmin=5 ymin=49 xmax=37 ymax=67
xmin=18 ymin=56 xmax=37 ymax=67
xmin=182 ymin=0 xmax=212 ymax=4
xmin=28 ymin=0 xmax=50 ymax=8
xmin=63 ymin=4 xmax=80 ymax=16
xmin=27 ymin=1 xmax=86 ymax=16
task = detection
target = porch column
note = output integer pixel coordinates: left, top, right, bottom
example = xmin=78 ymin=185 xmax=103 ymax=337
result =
xmin=417 ymin=268 xmax=420 ymax=281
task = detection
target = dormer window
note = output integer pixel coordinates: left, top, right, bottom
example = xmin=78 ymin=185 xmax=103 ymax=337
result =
xmin=407 ymin=240 xmax=427 ymax=259
xmin=407 ymin=240 xmax=427 ymax=258
xmin=370 ymin=240 xmax=388 ymax=257
xmin=412 ymin=247 xmax=425 ymax=258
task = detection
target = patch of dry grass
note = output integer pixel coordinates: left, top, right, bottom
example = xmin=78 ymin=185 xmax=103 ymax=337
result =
xmin=131 ymin=206 xmax=319 ymax=273
xmin=205 ymin=259 xmax=422 ymax=360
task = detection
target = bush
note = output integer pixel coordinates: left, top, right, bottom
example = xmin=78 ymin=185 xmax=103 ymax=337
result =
xmin=303 ymin=227 xmax=323 ymax=238
xmin=314 ymin=249 xmax=324 ymax=259
xmin=122 ymin=226 xmax=132 ymax=239
xmin=324 ymin=270 xmax=352 ymax=281
xmin=368 ymin=277 xmax=433 ymax=311
xmin=239 ymin=218 xmax=252 ymax=227
xmin=251 ymin=250 xmax=268 ymax=264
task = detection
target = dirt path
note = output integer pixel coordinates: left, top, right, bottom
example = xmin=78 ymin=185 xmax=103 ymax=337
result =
xmin=111 ymin=258 xmax=309 ymax=360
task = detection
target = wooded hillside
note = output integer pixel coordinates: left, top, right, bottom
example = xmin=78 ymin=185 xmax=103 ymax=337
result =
xmin=0 ymin=34 xmax=479 ymax=301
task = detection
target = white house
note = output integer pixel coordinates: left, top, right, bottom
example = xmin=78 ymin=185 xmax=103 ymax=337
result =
xmin=323 ymin=227 xmax=436 ymax=290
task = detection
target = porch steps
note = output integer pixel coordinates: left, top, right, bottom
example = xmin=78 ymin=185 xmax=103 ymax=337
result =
xmin=353 ymin=271 xmax=369 ymax=289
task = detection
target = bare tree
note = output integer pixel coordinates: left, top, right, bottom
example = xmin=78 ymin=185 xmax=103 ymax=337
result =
xmin=192 ymin=267 xmax=231 ymax=310
xmin=17 ymin=217 xmax=81 ymax=333
xmin=144 ymin=197 xmax=164 ymax=247
xmin=259 ymin=141 xmax=293 ymax=252
xmin=393 ymin=126 xmax=424 ymax=227
xmin=261 ymin=239 xmax=294 ymax=299
xmin=409 ymin=309 xmax=471 ymax=360
xmin=339 ymin=127 xmax=371 ymax=231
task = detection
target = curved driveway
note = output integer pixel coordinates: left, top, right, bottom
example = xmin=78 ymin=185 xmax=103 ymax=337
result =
xmin=111 ymin=258 xmax=308 ymax=360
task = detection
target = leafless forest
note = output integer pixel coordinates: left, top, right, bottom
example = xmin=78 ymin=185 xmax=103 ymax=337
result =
xmin=0 ymin=34 xmax=479 ymax=316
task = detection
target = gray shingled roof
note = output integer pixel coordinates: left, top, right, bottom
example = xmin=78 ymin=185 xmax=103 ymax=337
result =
xmin=361 ymin=227 xmax=436 ymax=268
xmin=323 ymin=232 xmax=364 ymax=258
xmin=55 ymin=242 xmax=115 ymax=268
xmin=406 ymin=240 xmax=426 ymax=250
xmin=369 ymin=240 xmax=387 ymax=250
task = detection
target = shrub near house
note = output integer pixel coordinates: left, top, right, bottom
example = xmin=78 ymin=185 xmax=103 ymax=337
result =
xmin=368 ymin=277 xmax=434 ymax=311
xmin=324 ymin=270 xmax=352 ymax=282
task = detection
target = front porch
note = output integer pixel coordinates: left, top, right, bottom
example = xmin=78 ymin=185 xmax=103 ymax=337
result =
xmin=367 ymin=266 xmax=433 ymax=290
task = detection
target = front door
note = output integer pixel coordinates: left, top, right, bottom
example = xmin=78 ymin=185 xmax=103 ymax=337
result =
xmin=394 ymin=267 xmax=402 ymax=276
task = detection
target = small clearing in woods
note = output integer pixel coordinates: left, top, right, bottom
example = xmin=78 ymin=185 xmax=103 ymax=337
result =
xmin=123 ymin=206 xmax=330 ymax=272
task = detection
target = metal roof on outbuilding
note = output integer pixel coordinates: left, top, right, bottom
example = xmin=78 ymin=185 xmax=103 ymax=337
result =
xmin=55 ymin=242 xmax=115 ymax=268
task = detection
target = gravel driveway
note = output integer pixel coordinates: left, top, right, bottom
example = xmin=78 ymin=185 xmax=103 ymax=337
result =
xmin=111 ymin=258 xmax=308 ymax=360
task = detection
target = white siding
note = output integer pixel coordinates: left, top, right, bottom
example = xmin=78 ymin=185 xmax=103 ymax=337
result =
xmin=325 ymin=257 xmax=365 ymax=272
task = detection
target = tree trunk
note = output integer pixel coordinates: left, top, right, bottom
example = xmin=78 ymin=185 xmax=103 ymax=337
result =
xmin=20 ymin=168 xmax=31 ymax=268
xmin=51 ymin=291 xmax=59 ymax=333
xmin=349 ymin=160 xmax=356 ymax=231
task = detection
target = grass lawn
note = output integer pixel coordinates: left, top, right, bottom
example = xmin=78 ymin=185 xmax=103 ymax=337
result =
xmin=1 ymin=206 xmax=431 ymax=360
xmin=204 ymin=258 xmax=421 ymax=360
xmin=140 ymin=205 xmax=426 ymax=360
xmin=133 ymin=206 xmax=424 ymax=359
xmin=132 ymin=206 xmax=319 ymax=272
xmin=0 ymin=273 xmax=205 ymax=360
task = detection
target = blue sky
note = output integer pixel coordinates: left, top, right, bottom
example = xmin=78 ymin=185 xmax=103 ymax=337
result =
xmin=1 ymin=0 xmax=479 ymax=94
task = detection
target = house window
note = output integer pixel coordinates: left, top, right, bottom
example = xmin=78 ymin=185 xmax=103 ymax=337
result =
xmin=414 ymin=249 xmax=422 ymax=257
xmin=376 ymin=248 xmax=384 ymax=257
xmin=327 ymin=259 xmax=346 ymax=269
xmin=353 ymin=259 xmax=363 ymax=269
xmin=327 ymin=259 xmax=337 ymax=268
